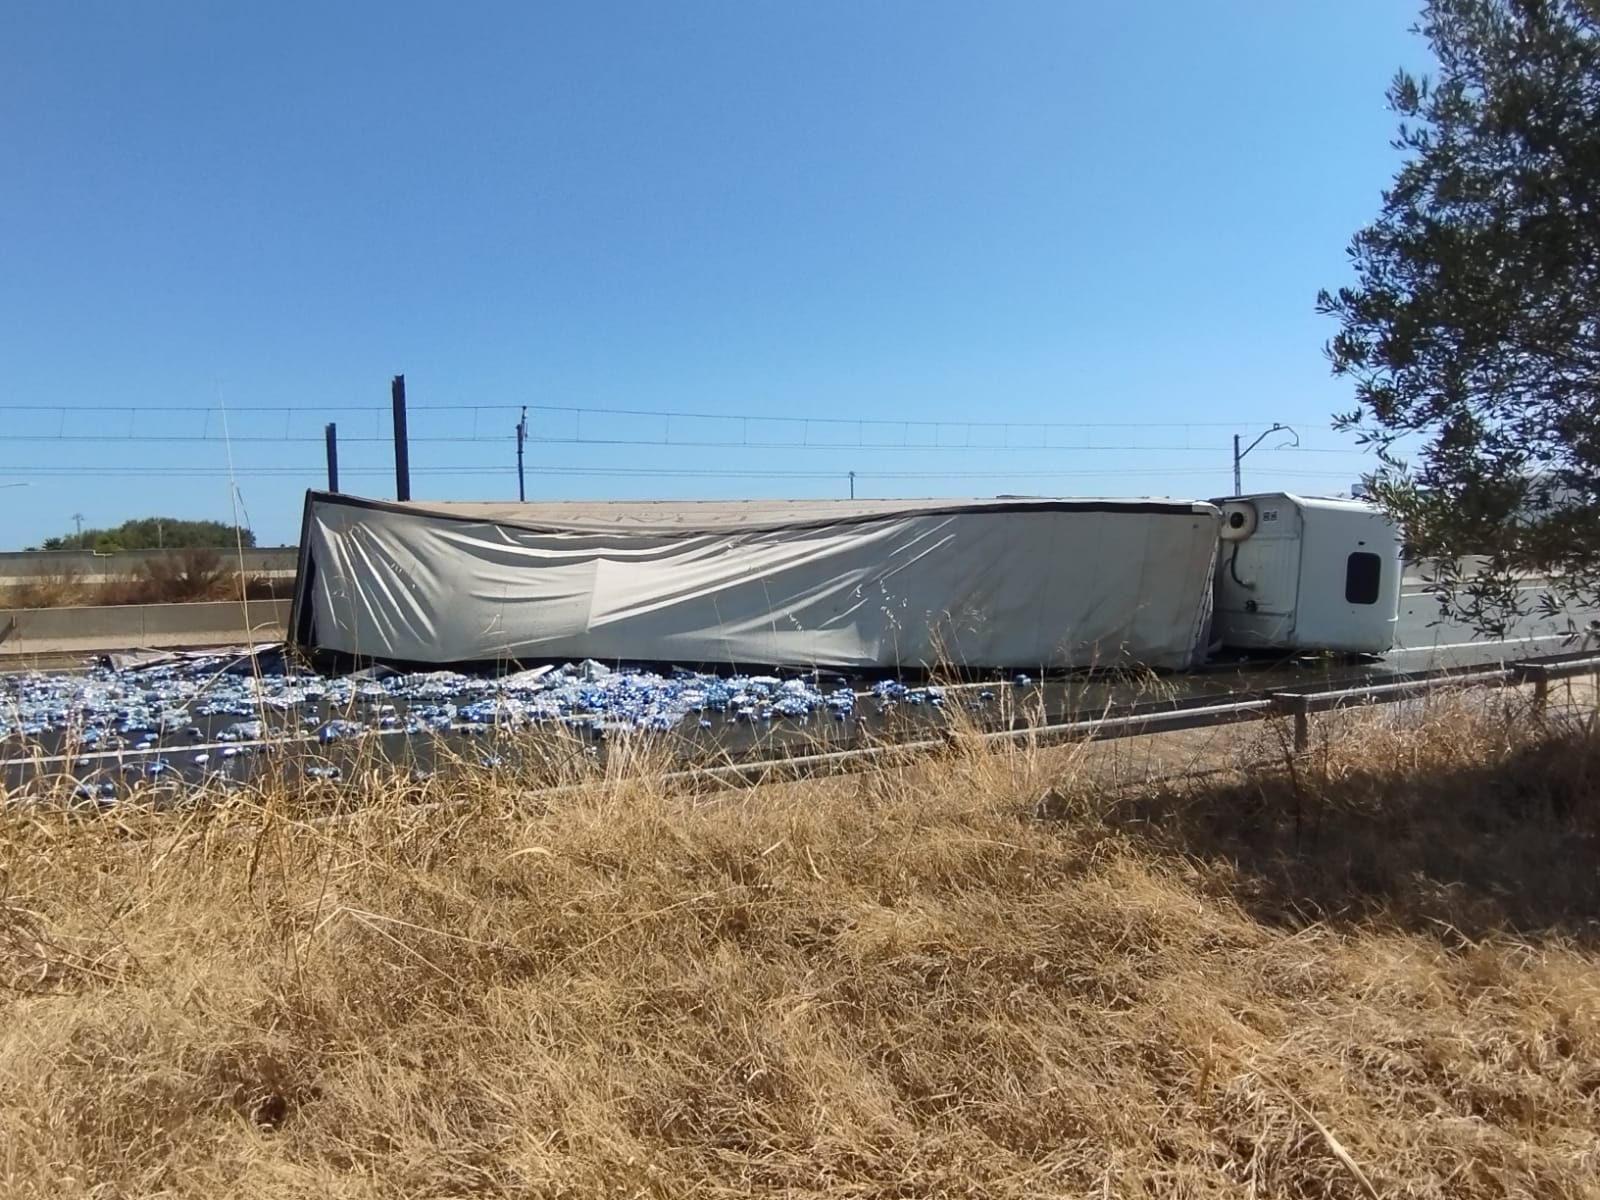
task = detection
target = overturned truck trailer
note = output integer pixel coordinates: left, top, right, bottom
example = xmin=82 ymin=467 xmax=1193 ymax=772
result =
xmin=287 ymin=493 xmax=1224 ymax=673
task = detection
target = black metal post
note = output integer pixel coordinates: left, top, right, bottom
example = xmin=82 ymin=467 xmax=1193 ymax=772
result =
xmin=517 ymin=406 xmax=527 ymax=502
xmin=1274 ymin=693 xmax=1312 ymax=753
xmin=324 ymin=423 xmax=339 ymax=493
xmin=391 ymin=374 xmax=411 ymax=501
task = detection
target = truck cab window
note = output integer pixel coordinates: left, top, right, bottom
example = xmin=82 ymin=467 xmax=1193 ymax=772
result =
xmin=1345 ymin=552 xmax=1381 ymax=605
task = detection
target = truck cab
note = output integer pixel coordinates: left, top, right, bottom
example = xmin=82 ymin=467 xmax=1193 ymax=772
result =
xmin=1210 ymin=492 xmax=1402 ymax=656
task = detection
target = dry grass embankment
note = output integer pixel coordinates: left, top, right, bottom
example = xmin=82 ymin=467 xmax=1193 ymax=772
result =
xmin=1 ymin=550 xmax=288 ymax=609
xmin=1 ymin=692 xmax=1598 ymax=1198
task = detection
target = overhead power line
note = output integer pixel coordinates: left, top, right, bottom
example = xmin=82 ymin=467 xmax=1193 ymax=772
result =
xmin=1 ymin=401 xmax=1371 ymax=514
xmin=0 ymin=464 xmax=1359 ymax=481
xmin=0 ymin=432 xmax=1356 ymax=454
xmin=5 ymin=401 xmax=1345 ymax=433
xmin=4 ymin=402 xmax=1367 ymax=467
xmin=6 ymin=401 xmax=1344 ymax=425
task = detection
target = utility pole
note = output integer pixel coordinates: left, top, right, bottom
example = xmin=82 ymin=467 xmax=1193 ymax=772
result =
xmin=1232 ymin=423 xmax=1297 ymax=496
xmin=325 ymin=423 xmax=340 ymax=493
xmin=391 ymin=375 xmax=411 ymax=502
xmin=72 ymin=512 xmax=84 ymax=548
xmin=516 ymin=406 xmax=527 ymax=502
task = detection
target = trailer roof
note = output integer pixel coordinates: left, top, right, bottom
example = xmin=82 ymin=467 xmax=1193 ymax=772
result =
xmin=306 ymin=493 xmax=1220 ymax=535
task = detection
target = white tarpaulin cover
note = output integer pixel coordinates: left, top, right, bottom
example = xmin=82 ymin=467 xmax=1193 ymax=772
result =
xmin=291 ymin=493 xmax=1223 ymax=671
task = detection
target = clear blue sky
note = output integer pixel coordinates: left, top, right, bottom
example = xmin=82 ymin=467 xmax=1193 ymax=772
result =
xmin=1 ymin=1 xmax=1423 ymax=549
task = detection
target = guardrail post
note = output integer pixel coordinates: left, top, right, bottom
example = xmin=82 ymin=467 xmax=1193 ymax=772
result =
xmin=1514 ymin=663 xmax=1552 ymax=721
xmin=1273 ymin=693 xmax=1311 ymax=754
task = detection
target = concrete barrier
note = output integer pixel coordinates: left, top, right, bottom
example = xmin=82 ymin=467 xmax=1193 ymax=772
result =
xmin=0 ymin=547 xmax=299 ymax=582
xmin=0 ymin=599 xmax=290 ymax=654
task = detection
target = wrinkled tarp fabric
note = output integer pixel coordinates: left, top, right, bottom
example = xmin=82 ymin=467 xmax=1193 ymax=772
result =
xmin=298 ymin=496 xmax=1223 ymax=671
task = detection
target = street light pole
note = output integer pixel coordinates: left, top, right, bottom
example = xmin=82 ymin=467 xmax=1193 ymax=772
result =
xmin=1232 ymin=423 xmax=1298 ymax=495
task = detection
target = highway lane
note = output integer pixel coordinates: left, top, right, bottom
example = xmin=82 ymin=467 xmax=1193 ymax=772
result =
xmin=1389 ymin=580 xmax=1600 ymax=670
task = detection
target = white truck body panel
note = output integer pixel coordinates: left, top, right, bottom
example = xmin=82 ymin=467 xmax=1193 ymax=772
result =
xmin=1211 ymin=493 xmax=1402 ymax=655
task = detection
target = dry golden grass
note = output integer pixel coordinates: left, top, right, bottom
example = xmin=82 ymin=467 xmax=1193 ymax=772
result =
xmin=4 ymin=568 xmax=90 ymax=610
xmin=2 ymin=693 xmax=1598 ymax=1198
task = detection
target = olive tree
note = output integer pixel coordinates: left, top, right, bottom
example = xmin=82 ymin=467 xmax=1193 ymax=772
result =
xmin=1319 ymin=0 xmax=1600 ymax=637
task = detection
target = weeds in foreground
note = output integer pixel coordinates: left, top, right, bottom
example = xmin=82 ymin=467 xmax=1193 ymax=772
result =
xmin=0 ymin=694 xmax=1597 ymax=1198
xmin=1 ymin=550 xmax=288 ymax=610
xmin=4 ymin=568 xmax=89 ymax=610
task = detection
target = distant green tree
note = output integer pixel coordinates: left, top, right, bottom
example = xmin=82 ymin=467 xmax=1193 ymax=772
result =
xmin=34 ymin=518 xmax=254 ymax=552
xmin=1319 ymin=0 xmax=1600 ymax=637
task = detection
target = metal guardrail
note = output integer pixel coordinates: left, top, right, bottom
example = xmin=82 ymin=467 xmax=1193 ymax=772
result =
xmin=1266 ymin=657 xmax=1600 ymax=753
xmin=664 ymin=652 xmax=1600 ymax=792
xmin=205 ymin=649 xmax=1600 ymax=836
